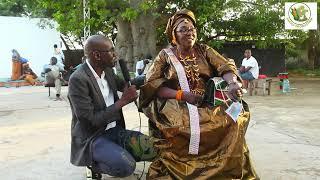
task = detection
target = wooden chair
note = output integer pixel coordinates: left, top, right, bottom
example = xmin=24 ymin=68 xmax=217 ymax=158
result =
xmin=248 ymin=78 xmax=272 ymax=96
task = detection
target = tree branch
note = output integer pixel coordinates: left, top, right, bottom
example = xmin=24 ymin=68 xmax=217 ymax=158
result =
xmin=239 ymin=1 xmax=263 ymax=7
xmin=60 ymin=35 xmax=70 ymax=51
xmin=206 ymin=33 xmax=260 ymax=41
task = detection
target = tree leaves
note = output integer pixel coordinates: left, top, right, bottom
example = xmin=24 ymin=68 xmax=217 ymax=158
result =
xmin=0 ymin=0 xmax=315 ymax=50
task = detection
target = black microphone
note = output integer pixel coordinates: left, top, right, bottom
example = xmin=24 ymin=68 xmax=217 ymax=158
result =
xmin=118 ymin=58 xmax=140 ymax=109
xmin=118 ymin=59 xmax=132 ymax=85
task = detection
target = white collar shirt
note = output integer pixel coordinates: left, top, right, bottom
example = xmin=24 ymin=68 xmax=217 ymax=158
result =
xmin=86 ymin=60 xmax=116 ymax=130
xmin=241 ymin=56 xmax=259 ymax=79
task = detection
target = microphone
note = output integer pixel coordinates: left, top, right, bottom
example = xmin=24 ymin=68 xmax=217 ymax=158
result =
xmin=119 ymin=59 xmax=145 ymax=89
xmin=118 ymin=58 xmax=131 ymax=85
xmin=118 ymin=58 xmax=139 ymax=109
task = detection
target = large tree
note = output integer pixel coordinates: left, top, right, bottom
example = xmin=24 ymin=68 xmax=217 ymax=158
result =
xmin=1 ymin=0 xmax=307 ymax=70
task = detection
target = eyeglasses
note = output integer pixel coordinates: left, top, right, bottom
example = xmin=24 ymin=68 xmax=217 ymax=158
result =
xmin=176 ymin=27 xmax=197 ymax=34
xmin=94 ymin=47 xmax=115 ymax=53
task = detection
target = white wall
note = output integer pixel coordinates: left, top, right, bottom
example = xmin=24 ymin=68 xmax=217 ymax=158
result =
xmin=0 ymin=16 xmax=62 ymax=78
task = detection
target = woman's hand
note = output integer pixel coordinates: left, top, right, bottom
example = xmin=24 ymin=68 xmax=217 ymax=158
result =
xmin=227 ymin=82 xmax=243 ymax=102
xmin=182 ymin=91 xmax=202 ymax=106
xmin=156 ymin=87 xmax=202 ymax=105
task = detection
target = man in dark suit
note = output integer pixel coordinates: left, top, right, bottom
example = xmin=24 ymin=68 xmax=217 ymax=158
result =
xmin=68 ymin=35 xmax=156 ymax=179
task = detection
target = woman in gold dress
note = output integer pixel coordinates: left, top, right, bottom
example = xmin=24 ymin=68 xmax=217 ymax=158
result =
xmin=139 ymin=9 xmax=259 ymax=179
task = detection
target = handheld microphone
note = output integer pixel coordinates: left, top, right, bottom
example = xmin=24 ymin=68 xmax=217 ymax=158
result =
xmin=118 ymin=58 xmax=131 ymax=85
xmin=118 ymin=58 xmax=139 ymax=108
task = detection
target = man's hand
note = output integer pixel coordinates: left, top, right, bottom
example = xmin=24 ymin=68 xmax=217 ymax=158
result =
xmin=239 ymin=66 xmax=245 ymax=73
xmin=182 ymin=92 xmax=202 ymax=106
xmin=116 ymin=85 xmax=138 ymax=109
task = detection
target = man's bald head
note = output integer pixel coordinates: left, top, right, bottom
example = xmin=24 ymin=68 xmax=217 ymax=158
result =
xmin=84 ymin=34 xmax=117 ymax=69
xmin=84 ymin=35 xmax=112 ymax=56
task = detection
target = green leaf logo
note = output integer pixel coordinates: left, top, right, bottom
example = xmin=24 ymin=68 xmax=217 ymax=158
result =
xmin=287 ymin=2 xmax=314 ymax=29
xmin=289 ymin=3 xmax=311 ymax=23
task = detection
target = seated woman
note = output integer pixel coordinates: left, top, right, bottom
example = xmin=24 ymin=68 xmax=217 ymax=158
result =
xmin=19 ymin=63 xmax=38 ymax=85
xmin=139 ymin=9 xmax=259 ymax=179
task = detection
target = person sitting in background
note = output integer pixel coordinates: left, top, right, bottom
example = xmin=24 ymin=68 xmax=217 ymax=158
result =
xmin=19 ymin=63 xmax=38 ymax=85
xmin=239 ymin=49 xmax=259 ymax=88
xmin=11 ymin=49 xmax=29 ymax=80
xmin=43 ymin=57 xmax=65 ymax=100
xmin=135 ymin=54 xmax=152 ymax=78
xmin=133 ymin=54 xmax=152 ymax=88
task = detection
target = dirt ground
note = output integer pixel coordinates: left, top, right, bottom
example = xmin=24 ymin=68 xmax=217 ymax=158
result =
xmin=0 ymin=78 xmax=319 ymax=180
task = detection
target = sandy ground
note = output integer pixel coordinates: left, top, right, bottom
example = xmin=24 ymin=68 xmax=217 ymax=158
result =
xmin=0 ymin=78 xmax=319 ymax=180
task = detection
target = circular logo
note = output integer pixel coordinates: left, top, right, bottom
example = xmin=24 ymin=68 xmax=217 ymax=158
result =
xmin=288 ymin=2 xmax=312 ymax=27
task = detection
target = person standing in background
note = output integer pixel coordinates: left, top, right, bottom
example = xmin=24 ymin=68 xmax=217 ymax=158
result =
xmin=53 ymin=44 xmax=65 ymax=70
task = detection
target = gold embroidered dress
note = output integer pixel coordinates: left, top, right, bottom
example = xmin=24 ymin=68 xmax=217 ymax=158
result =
xmin=139 ymin=44 xmax=259 ymax=179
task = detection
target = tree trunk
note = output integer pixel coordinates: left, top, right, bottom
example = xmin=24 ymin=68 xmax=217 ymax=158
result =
xmin=115 ymin=18 xmax=133 ymax=69
xmin=315 ymin=24 xmax=320 ymax=69
xmin=130 ymin=14 xmax=156 ymax=70
xmin=307 ymin=28 xmax=320 ymax=70
xmin=115 ymin=0 xmax=156 ymax=71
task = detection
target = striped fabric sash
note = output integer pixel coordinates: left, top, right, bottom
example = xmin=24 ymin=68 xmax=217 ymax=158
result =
xmin=164 ymin=48 xmax=200 ymax=155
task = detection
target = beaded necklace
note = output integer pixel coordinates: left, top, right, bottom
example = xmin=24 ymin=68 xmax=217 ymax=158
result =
xmin=176 ymin=48 xmax=203 ymax=95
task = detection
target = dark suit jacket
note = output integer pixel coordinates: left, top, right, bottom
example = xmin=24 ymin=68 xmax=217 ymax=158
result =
xmin=68 ymin=63 xmax=125 ymax=166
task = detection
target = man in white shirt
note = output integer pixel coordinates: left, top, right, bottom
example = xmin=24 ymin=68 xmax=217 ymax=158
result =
xmin=135 ymin=54 xmax=152 ymax=78
xmin=239 ymin=49 xmax=259 ymax=88
xmin=68 ymin=35 xmax=156 ymax=180
xmin=43 ymin=57 xmax=65 ymax=100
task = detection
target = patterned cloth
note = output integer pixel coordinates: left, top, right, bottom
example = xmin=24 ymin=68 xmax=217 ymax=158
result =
xmin=203 ymin=77 xmax=231 ymax=107
xmin=91 ymin=127 xmax=157 ymax=176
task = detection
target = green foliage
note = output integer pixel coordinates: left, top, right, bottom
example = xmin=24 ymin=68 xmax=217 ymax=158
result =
xmin=121 ymin=8 xmax=138 ymax=21
xmin=0 ymin=0 xmax=27 ymax=16
xmin=139 ymin=1 xmax=156 ymax=13
xmin=153 ymin=0 xmax=288 ymax=48
xmin=288 ymin=68 xmax=320 ymax=77
xmin=0 ymin=0 xmax=49 ymax=17
xmin=206 ymin=40 xmax=225 ymax=49
xmin=1 ymin=0 xmax=315 ymax=52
